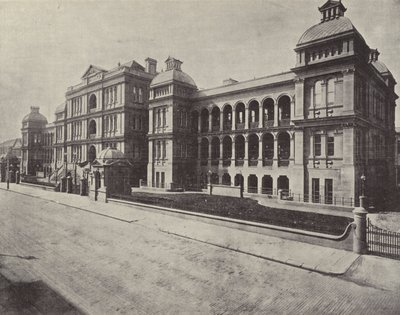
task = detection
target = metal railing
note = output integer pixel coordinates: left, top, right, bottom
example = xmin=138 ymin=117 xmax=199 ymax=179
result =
xmin=367 ymin=218 xmax=400 ymax=260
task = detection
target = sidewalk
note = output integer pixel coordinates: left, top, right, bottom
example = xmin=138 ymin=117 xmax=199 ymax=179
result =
xmin=1 ymin=183 xmax=361 ymax=276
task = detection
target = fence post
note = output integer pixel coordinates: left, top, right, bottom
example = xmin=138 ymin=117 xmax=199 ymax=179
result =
xmin=353 ymin=196 xmax=368 ymax=254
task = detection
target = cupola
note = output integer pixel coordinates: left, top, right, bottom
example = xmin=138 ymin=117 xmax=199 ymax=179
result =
xmin=319 ymin=0 xmax=346 ymax=22
xmin=165 ymin=57 xmax=182 ymax=71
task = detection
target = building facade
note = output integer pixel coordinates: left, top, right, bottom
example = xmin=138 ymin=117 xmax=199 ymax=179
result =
xmin=21 ymin=1 xmax=397 ymax=206
xmin=146 ymin=0 xmax=397 ymax=206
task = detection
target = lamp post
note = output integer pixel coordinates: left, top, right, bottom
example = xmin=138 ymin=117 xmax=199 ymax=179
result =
xmin=207 ymin=169 xmax=212 ymax=195
xmin=73 ymin=152 xmax=77 ymax=188
xmin=360 ymin=174 xmax=366 ymax=196
xmin=6 ymin=158 xmax=9 ymax=190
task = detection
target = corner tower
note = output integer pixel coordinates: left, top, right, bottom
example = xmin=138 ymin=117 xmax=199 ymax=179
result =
xmin=147 ymin=57 xmax=198 ymax=190
xmin=292 ymin=0 xmax=398 ymax=207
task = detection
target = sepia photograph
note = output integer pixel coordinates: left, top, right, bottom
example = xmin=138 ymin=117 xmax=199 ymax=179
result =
xmin=0 ymin=0 xmax=400 ymax=313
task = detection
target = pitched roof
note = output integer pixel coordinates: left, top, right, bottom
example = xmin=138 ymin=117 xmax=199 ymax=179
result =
xmin=81 ymin=65 xmax=106 ymax=79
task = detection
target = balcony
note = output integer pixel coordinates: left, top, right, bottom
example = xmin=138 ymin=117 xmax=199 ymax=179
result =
xmin=263 ymin=159 xmax=273 ymax=166
xmin=263 ymin=120 xmax=274 ymax=128
xmin=222 ymin=159 xmax=231 ymax=167
xmin=89 ymin=133 xmax=96 ymax=139
xmin=211 ymin=159 xmax=219 ymax=166
xmin=235 ymin=159 xmax=244 ymax=167
xmin=223 ymin=123 xmax=232 ymax=131
xmin=248 ymin=159 xmax=258 ymax=167
xmin=212 ymin=125 xmax=220 ymax=132
xmin=249 ymin=121 xmax=259 ymax=129
xmin=278 ymin=159 xmax=289 ymax=167
xmin=236 ymin=123 xmax=245 ymax=130
xmin=279 ymin=119 xmax=290 ymax=127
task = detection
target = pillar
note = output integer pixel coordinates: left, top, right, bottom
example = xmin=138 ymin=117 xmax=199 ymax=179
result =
xmin=220 ymin=111 xmax=224 ymax=131
xmin=232 ymin=109 xmax=236 ymax=131
xmin=208 ymin=111 xmax=212 ymax=132
xmin=219 ymin=139 xmax=223 ymax=165
xmin=290 ymin=134 xmax=295 ymax=162
xmin=258 ymin=136 xmax=263 ymax=162
xmin=232 ymin=138 xmax=236 ymax=163
xmin=274 ymin=102 xmax=279 ymax=127
xmin=353 ymin=196 xmax=368 ymax=254
xmin=245 ymin=107 xmax=249 ymax=129
xmin=258 ymin=104 xmax=263 ymax=128
xmin=273 ymin=136 xmax=278 ymax=162
xmin=244 ymin=138 xmax=249 ymax=166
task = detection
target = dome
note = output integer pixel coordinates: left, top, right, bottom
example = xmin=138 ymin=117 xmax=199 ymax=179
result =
xmin=22 ymin=106 xmax=48 ymax=124
xmin=95 ymin=147 xmax=126 ymax=165
xmin=151 ymin=69 xmax=197 ymax=88
xmin=298 ymin=16 xmax=356 ymax=46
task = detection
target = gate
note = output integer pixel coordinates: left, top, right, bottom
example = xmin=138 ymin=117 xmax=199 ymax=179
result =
xmin=367 ymin=218 xmax=400 ymax=260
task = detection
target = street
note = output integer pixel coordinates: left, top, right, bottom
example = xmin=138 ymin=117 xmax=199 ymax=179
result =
xmin=0 ymin=188 xmax=399 ymax=314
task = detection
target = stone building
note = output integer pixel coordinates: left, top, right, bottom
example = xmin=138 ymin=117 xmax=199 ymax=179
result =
xmin=21 ymin=58 xmax=157 ymax=185
xmin=146 ymin=0 xmax=397 ymax=206
xmin=21 ymin=0 xmax=397 ymax=206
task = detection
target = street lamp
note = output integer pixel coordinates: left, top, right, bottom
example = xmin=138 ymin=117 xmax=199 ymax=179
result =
xmin=360 ymin=174 xmax=366 ymax=196
xmin=239 ymin=170 xmax=243 ymax=198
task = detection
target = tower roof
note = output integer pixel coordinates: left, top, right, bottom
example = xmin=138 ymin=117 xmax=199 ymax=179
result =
xmin=297 ymin=16 xmax=356 ymax=45
xmin=22 ymin=106 xmax=48 ymax=124
xmin=150 ymin=57 xmax=197 ymax=88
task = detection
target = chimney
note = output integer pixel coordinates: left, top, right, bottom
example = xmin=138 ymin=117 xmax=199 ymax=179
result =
xmin=369 ymin=49 xmax=380 ymax=62
xmin=145 ymin=58 xmax=157 ymax=75
xmin=31 ymin=106 xmax=40 ymax=113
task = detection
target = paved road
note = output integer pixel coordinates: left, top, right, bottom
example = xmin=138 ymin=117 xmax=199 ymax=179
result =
xmin=0 ymin=189 xmax=399 ymax=314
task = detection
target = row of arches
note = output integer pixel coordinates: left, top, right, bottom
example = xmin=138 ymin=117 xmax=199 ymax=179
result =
xmin=200 ymin=132 xmax=291 ymax=167
xmin=203 ymin=173 xmax=289 ymax=194
xmin=191 ymin=95 xmax=291 ymax=133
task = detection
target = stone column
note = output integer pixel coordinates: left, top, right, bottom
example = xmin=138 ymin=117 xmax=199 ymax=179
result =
xmin=208 ymin=111 xmax=212 ymax=132
xmin=220 ymin=111 xmax=224 ymax=131
xmin=232 ymin=138 xmax=236 ymax=164
xmin=258 ymin=136 xmax=263 ymax=163
xmin=232 ymin=109 xmax=236 ymax=131
xmin=258 ymin=104 xmax=263 ymax=128
xmin=273 ymin=136 xmax=278 ymax=165
xmin=149 ymin=109 xmax=153 ymax=134
xmin=219 ymin=139 xmax=223 ymax=166
xmin=245 ymin=107 xmax=249 ymax=129
xmin=257 ymin=175 xmax=263 ymax=194
xmin=290 ymin=133 xmax=295 ymax=163
xmin=208 ymin=139 xmax=212 ymax=167
xmin=353 ymin=196 xmax=368 ymax=254
xmin=244 ymin=137 xmax=249 ymax=166
xmin=274 ymin=102 xmax=279 ymax=127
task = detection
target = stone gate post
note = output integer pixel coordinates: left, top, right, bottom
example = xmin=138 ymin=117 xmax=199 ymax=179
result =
xmin=352 ymin=196 xmax=368 ymax=254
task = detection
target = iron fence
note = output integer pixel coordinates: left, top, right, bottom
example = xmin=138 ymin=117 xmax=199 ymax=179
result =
xmin=367 ymin=218 xmax=400 ymax=260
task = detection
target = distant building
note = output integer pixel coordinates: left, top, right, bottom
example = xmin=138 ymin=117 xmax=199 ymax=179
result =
xmin=0 ymin=138 xmax=22 ymax=160
xmin=21 ymin=1 xmax=397 ymax=206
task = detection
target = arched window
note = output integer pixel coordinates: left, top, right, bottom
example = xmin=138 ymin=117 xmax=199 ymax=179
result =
xmin=89 ymin=94 xmax=97 ymax=110
xmin=314 ymin=81 xmax=322 ymax=107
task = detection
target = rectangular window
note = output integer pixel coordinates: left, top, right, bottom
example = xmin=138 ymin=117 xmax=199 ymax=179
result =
xmin=327 ymin=136 xmax=334 ymax=156
xmin=314 ymin=134 xmax=321 ymax=156
xmin=325 ymin=179 xmax=333 ymax=204
xmin=312 ymin=178 xmax=320 ymax=203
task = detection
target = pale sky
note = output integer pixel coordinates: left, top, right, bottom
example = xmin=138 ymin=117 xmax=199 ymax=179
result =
xmin=0 ymin=0 xmax=399 ymax=143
